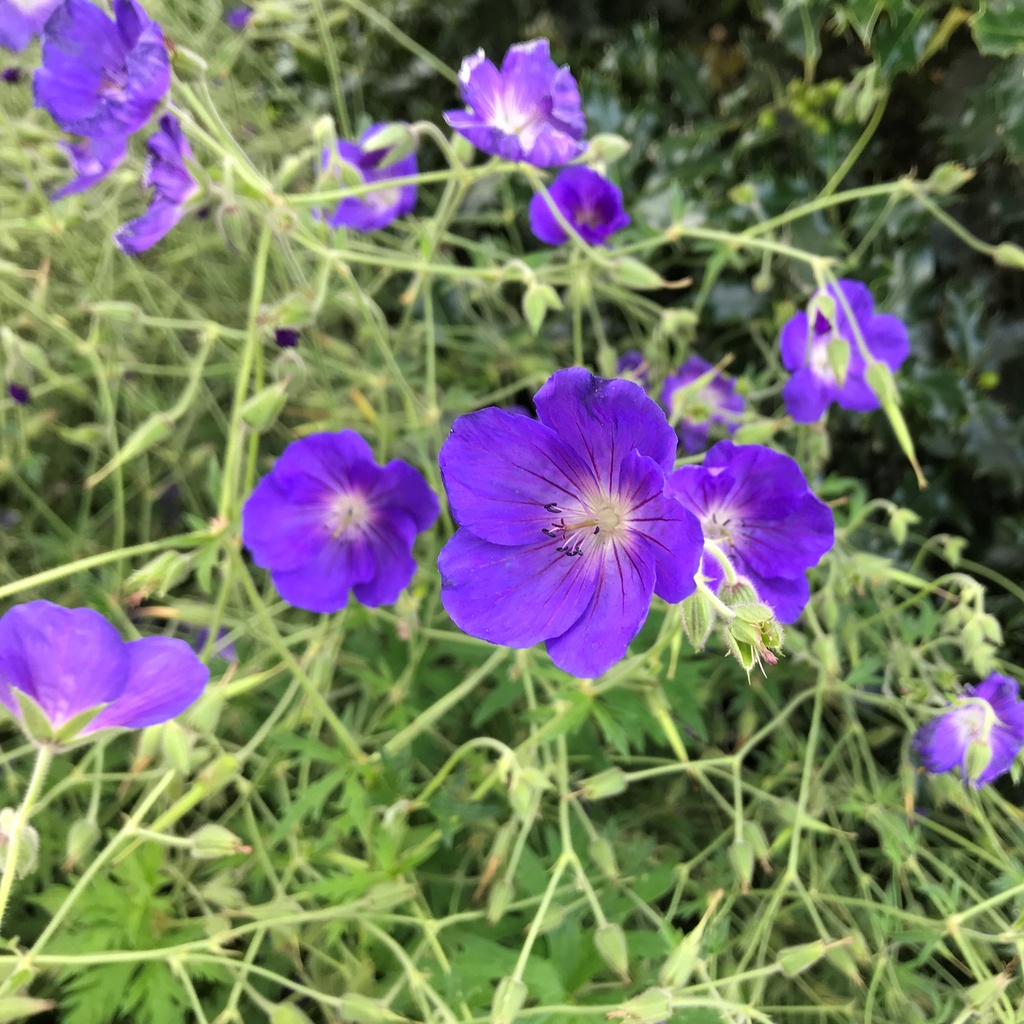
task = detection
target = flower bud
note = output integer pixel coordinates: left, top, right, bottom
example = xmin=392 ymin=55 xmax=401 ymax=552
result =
xmin=594 ymin=923 xmax=630 ymax=981
xmin=826 ymin=336 xmax=851 ymax=386
xmin=589 ymin=836 xmax=619 ymax=880
xmin=189 ymin=824 xmax=251 ymax=859
xmin=64 ymin=816 xmax=101 ymax=871
xmin=777 ymin=939 xmax=827 ymax=978
xmin=993 ymin=241 xmax=1024 ymax=270
xmin=606 ymin=987 xmax=673 ymax=1024
xmin=680 ymin=591 xmax=715 ymax=651
xmin=338 ymin=993 xmax=398 ymax=1024
xmin=239 ymin=383 xmax=289 ymax=432
xmin=741 ymin=821 xmax=771 ymax=869
xmin=491 ymin=977 xmax=528 ymax=1024
xmin=522 ymin=282 xmax=563 ymax=336
xmin=606 ymin=257 xmax=663 ymax=291
xmin=363 ymin=123 xmax=418 ymax=167
xmin=85 ymin=413 xmax=174 ymax=489
xmin=487 ymin=877 xmax=515 ymax=925
xmin=585 ymin=133 xmax=631 ymax=165
xmin=926 ymin=161 xmax=974 ymax=195
xmin=161 ymin=720 xmax=193 ymax=776
xmin=0 ymin=997 xmax=57 ymax=1021
xmin=659 ymin=932 xmax=699 ymax=988
xmin=965 ymin=739 xmax=993 ymax=786
xmin=0 ymin=808 xmax=38 ymax=880
xmin=124 ymin=550 xmax=193 ymax=600
xmin=728 ymin=839 xmax=754 ymax=894
xmin=269 ymin=1004 xmax=315 ymax=1024
xmin=580 ymin=767 xmax=628 ymax=801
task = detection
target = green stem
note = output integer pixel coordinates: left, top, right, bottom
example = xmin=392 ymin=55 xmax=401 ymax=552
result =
xmin=820 ymin=90 xmax=888 ymax=199
xmin=0 ymin=744 xmax=54 ymax=936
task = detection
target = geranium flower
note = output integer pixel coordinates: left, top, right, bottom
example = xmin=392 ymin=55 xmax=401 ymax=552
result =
xmin=667 ymin=441 xmax=834 ymax=623
xmin=661 ymin=355 xmax=745 ymax=454
xmin=7 ymin=384 xmax=29 ymax=405
xmin=0 ymin=600 xmax=208 ymax=742
xmin=321 ymin=123 xmax=417 ymax=232
xmin=224 ymin=5 xmax=252 ymax=30
xmin=0 ymin=0 xmax=63 ymax=52
xmin=444 ymin=38 xmax=586 ymax=167
xmin=779 ymin=279 xmax=910 ymax=423
xmin=274 ymin=327 xmax=300 ymax=348
xmin=242 ymin=430 xmax=439 ymax=613
xmin=52 ymin=133 xmax=127 ymax=199
xmin=529 ymin=166 xmax=629 ymax=246
xmin=115 ymin=114 xmax=198 ymax=254
xmin=438 ymin=368 xmax=704 ymax=678
xmin=33 ymin=0 xmax=170 ymax=139
xmin=616 ymin=351 xmax=649 ymax=388
xmin=914 ymin=673 xmax=1024 ymax=787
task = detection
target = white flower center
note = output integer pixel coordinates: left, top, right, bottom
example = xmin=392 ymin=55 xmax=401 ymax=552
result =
xmin=328 ymin=493 xmax=371 ymax=539
xmin=541 ymin=494 xmax=631 ymax=557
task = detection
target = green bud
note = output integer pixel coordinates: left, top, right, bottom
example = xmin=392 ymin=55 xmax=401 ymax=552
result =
xmin=521 ymin=282 xmax=563 ymax=336
xmin=486 ymin=878 xmax=514 ymax=925
xmin=338 ymin=993 xmax=397 ymax=1024
xmin=585 ymin=133 xmax=631 ymax=164
xmin=681 ymin=591 xmax=715 ymax=651
xmin=812 ymin=635 xmax=841 ymax=678
xmin=606 ymin=256 xmax=663 ymax=290
xmin=826 ymin=336 xmax=850 ymax=387
xmin=659 ymin=932 xmax=699 ymax=988
xmin=659 ymin=308 xmax=699 ymax=341
xmin=606 ymin=987 xmax=673 ymax=1024
xmin=580 ymin=767 xmax=628 ymax=800
xmin=718 ymin=578 xmax=759 ymax=607
xmin=322 ymin=150 xmax=364 ymax=189
xmin=777 ymin=940 xmax=827 ymax=978
xmin=199 ymin=753 xmax=241 ymax=791
xmin=64 ymin=817 xmax=101 ymax=871
xmin=589 ymin=836 xmax=620 ymax=880
xmin=0 ymin=997 xmax=57 ymax=1022
xmin=965 ymin=740 xmax=993 ymax=785
xmin=888 ymin=506 xmax=921 ymax=546
xmin=361 ymin=881 xmax=416 ymax=911
xmin=239 ymin=383 xmax=289 ymax=432
xmin=124 ymin=550 xmax=193 ymax=600
xmin=491 ymin=977 xmax=528 ymax=1024
xmin=161 ymin=720 xmax=193 ymax=776
xmin=964 ymin=969 xmax=1011 ymax=1012
xmin=189 ymin=824 xmax=251 ymax=859
xmin=0 ymin=808 xmax=38 ymax=880
xmin=728 ymin=839 xmax=754 ymax=893
xmin=269 ymin=1004 xmax=315 ymax=1024
xmin=360 ymin=123 xmax=418 ymax=168
xmin=926 ymin=162 xmax=975 ymax=195
xmin=993 ymin=241 xmax=1024 ymax=270
xmin=594 ymin=923 xmax=630 ymax=980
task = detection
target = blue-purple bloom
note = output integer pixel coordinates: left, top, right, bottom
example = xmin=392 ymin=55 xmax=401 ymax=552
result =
xmin=529 ymin=166 xmax=629 ymax=246
xmin=913 ymin=673 xmax=1024 ymax=787
xmin=321 ymin=124 xmax=417 ymax=232
xmin=779 ymin=279 xmax=910 ymax=423
xmin=662 ymin=355 xmax=745 ymax=454
xmin=0 ymin=600 xmax=208 ymax=740
xmin=2 ymin=67 xmax=23 ymax=83
xmin=224 ymin=5 xmax=252 ymax=30
xmin=438 ymin=368 xmax=704 ymax=678
xmin=274 ymin=327 xmax=300 ymax=348
xmin=667 ymin=441 xmax=834 ymax=623
xmin=115 ymin=114 xmax=198 ymax=254
xmin=242 ymin=430 xmax=439 ymax=614
xmin=616 ymin=351 xmax=649 ymax=388
xmin=33 ymin=0 xmax=170 ymax=139
xmin=0 ymin=0 xmax=63 ymax=52
xmin=444 ymin=38 xmax=586 ymax=168
xmin=52 ymin=133 xmax=127 ymax=199
xmin=7 ymin=384 xmax=29 ymax=405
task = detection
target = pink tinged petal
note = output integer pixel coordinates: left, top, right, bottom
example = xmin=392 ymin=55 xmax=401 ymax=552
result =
xmin=534 ymin=368 xmax=678 ymax=480
xmin=866 ymin=313 xmax=910 ymax=370
xmin=438 ymin=531 xmax=596 ymax=650
xmin=270 ymin=536 xmax=377 ymax=614
xmin=0 ymin=600 xmax=128 ymax=728
xmin=241 ymin=473 xmax=333 ymax=573
xmin=913 ymin=711 xmax=968 ymax=775
xmin=782 ymin=368 xmax=832 ymax=422
xmin=439 ymin=406 xmax=596 ymax=546
xmin=779 ymin=311 xmax=811 ymax=371
xmin=545 ymin=537 xmax=656 ymax=678
xmin=86 ymin=636 xmax=208 ymax=732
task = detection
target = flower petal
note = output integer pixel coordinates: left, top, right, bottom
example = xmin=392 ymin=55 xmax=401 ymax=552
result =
xmin=782 ymin=368 xmax=832 ymax=422
xmin=351 ymin=512 xmax=420 ymax=607
xmin=0 ymin=600 xmax=128 ymax=728
xmin=913 ymin=712 xmax=967 ymax=775
xmin=438 ymin=531 xmax=595 ymax=650
xmin=270 ymin=537 xmax=377 ymax=614
xmin=975 ymin=724 xmax=1023 ymax=786
xmin=241 ymin=473 xmax=332 ymax=573
xmin=86 ymin=636 xmax=208 ymax=732
xmin=866 ymin=313 xmax=910 ymax=370
xmin=779 ymin=311 xmax=811 ymax=372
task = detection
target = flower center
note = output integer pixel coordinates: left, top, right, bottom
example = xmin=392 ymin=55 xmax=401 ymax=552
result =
xmin=701 ymin=508 xmax=735 ymax=547
xmin=99 ymin=65 xmax=129 ymax=101
xmin=328 ymin=493 xmax=371 ymax=539
xmin=809 ymin=335 xmax=838 ymax=383
xmin=366 ymin=185 xmax=401 ymax=212
xmin=540 ymin=497 xmax=629 ymax=557
xmin=492 ymin=91 xmax=541 ymax=140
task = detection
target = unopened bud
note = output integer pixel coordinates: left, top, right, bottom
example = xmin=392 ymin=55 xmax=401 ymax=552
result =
xmin=606 ymin=257 xmax=663 ymax=291
xmin=491 ymin=976 xmax=528 ymax=1024
xmin=64 ymin=817 xmax=101 ymax=870
xmin=585 ymin=133 xmax=631 ymax=164
xmin=161 ymin=720 xmax=193 ymax=776
xmin=124 ymin=550 xmax=193 ymax=600
xmin=965 ymin=739 xmax=993 ymax=785
xmin=522 ymin=282 xmax=562 ymax=336
xmin=993 ymin=241 xmax=1024 ymax=270
xmin=659 ymin=932 xmax=699 ymax=988
xmin=338 ymin=993 xmax=396 ymax=1024
xmin=0 ymin=808 xmax=39 ymax=880
xmin=681 ymin=591 xmax=715 ymax=650
xmin=362 ymin=123 xmax=418 ymax=167
xmin=777 ymin=939 xmax=827 ymax=977
xmin=606 ymin=986 xmax=672 ymax=1024
xmin=594 ymin=923 xmax=630 ymax=980
xmin=487 ymin=877 xmax=515 ymax=925
xmin=826 ymin=336 xmax=850 ymax=386
xmin=728 ymin=839 xmax=754 ymax=893
xmin=589 ymin=836 xmax=620 ymax=880
xmin=239 ymin=383 xmax=289 ymax=432
xmin=269 ymin=1004 xmax=315 ymax=1024
xmin=189 ymin=824 xmax=251 ymax=859
xmin=580 ymin=767 xmax=628 ymax=800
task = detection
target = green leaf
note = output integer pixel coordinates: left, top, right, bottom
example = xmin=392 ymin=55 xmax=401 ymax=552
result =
xmin=971 ymin=0 xmax=1024 ymax=55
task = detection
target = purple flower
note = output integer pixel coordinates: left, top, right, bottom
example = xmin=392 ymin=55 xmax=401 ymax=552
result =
xmin=242 ymin=430 xmax=439 ymax=613
xmin=444 ymin=38 xmax=586 ymax=168
xmin=2 ymin=67 xmax=23 ymax=83
xmin=438 ymin=368 xmax=704 ymax=678
xmin=115 ymin=114 xmax=198 ymax=254
xmin=7 ymin=383 xmax=29 ymax=405
xmin=33 ymin=0 xmax=170 ymax=139
xmin=667 ymin=441 xmax=834 ymax=623
xmin=913 ymin=674 xmax=1024 ymax=787
xmin=0 ymin=600 xmax=208 ymax=741
xmin=529 ymin=166 xmax=629 ymax=246
xmin=616 ymin=351 xmax=649 ymax=388
xmin=779 ymin=279 xmax=910 ymax=423
xmin=52 ymin=133 xmax=127 ymax=200
xmin=661 ymin=355 xmax=745 ymax=454
xmin=274 ymin=327 xmax=300 ymax=348
xmin=224 ymin=5 xmax=252 ymax=30
xmin=192 ymin=627 xmax=237 ymax=663
xmin=321 ymin=123 xmax=417 ymax=232
xmin=0 ymin=0 xmax=63 ymax=52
